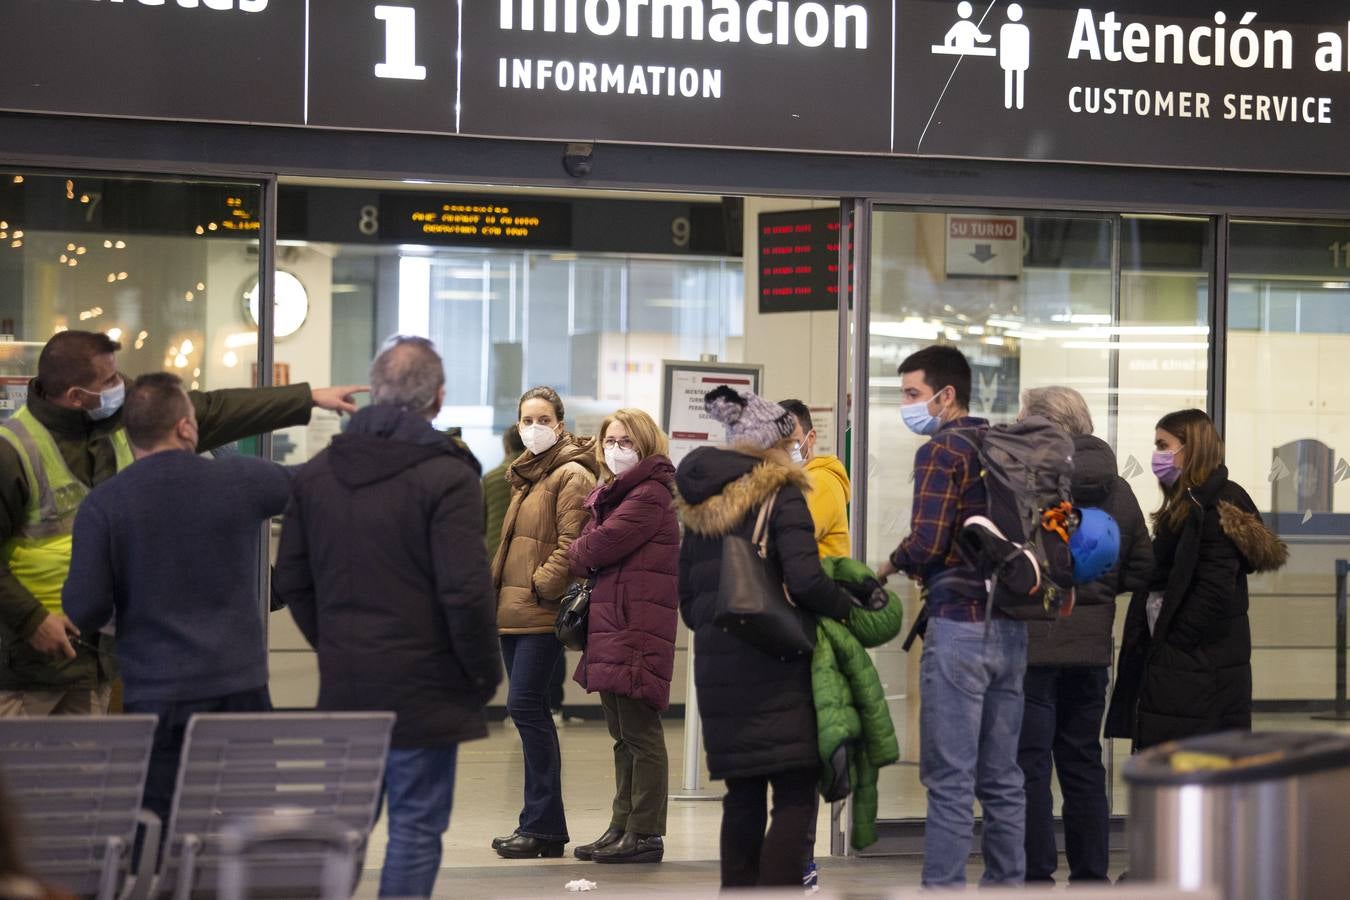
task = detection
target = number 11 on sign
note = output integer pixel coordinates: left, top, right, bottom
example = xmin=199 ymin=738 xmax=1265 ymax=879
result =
xmin=374 ymin=5 xmax=426 ymax=80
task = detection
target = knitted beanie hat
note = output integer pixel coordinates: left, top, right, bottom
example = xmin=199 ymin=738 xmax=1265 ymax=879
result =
xmin=704 ymin=385 xmax=796 ymax=451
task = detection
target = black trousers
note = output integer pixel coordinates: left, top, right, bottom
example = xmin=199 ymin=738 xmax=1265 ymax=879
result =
xmin=126 ymin=686 xmax=273 ymax=826
xmin=1016 ymin=665 xmax=1111 ymax=883
xmin=720 ymin=767 xmax=818 ymax=888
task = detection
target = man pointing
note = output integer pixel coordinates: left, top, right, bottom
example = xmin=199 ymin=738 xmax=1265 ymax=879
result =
xmin=0 ymin=330 xmax=365 ymax=716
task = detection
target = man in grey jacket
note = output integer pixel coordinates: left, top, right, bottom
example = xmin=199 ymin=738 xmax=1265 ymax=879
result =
xmin=1014 ymin=386 xmax=1153 ymax=885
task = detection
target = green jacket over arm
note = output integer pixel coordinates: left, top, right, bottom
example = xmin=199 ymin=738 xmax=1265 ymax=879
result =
xmin=0 ymin=380 xmax=313 ymax=690
xmin=812 ymin=557 xmax=903 ymax=850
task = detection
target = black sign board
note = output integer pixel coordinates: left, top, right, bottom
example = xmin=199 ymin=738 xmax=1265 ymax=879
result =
xmin=0 ymin=173 xmax=262 ymax=239
xmin=893 ymin=1 xmax=1350 ymax=174
xmin=0 ymin=0 xmax=305 ymax=125
xmin=458 ymin=0 xmax=892 ymax=152
xmin=308 ymin=0 xmax=461 ymax=133
xmin=282 ymin=188 xmax=736 ymax=255
xmin=758 ymin=207 xmax=844 ymax=313
xmin=378 ymin=193 xmax=572 ymax=248
xmin=8 ymin=2 xmax=1350 ymax=176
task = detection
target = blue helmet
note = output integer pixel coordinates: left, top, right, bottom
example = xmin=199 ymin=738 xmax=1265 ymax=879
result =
xmin=1070 ymin=507 xmax=1121 ymax=584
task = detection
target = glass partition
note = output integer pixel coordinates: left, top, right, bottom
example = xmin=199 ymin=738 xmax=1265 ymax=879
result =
xmin=283 ymin=244 xmax=744 ymax=472
xmin=0 ymin=171 xmax=263 ymax=396
xmin=1227 ymin=219 xmax=1350 ymax=714
xmin=865 ymin=208 xmax=1213 ymax=825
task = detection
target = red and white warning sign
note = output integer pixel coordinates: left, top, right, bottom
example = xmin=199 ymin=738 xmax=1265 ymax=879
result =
xmin=945 ymin=215 xmax=1023 ymax=279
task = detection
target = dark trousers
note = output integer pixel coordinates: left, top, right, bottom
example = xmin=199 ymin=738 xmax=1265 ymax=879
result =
xmin=720 ymin=767 xmax=818 ymax=888
xmin=599 ymin=691 xmax=668 ymax=836
xmin=549 ymin=652 xmax=566 ymax=713
xmin=501 ymin=634 xmax=569 ymax=841
xmin=125 ymin=686 xmax=272 ymax=827
xmin=1016 ymin=666 xmax=1111 ymax=884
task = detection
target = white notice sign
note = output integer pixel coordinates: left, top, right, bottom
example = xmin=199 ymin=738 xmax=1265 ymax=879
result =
xmin=809 ymin=405 xmax=836 ymax=458
xmin=662 ymin=362 xmax=763 ymax=467
xmin=945 ymin=215 xmax=1023 ymax=279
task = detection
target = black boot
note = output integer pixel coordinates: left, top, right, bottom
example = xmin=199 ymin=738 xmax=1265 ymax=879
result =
xmin=592 ymin=833 xmax=664 ymax=864
xmin=495 ymin=834 xmax=566 ymax=860
xmin=491 ymin=831 xmax=519 ymax=851
xmin=574 ymin=827 xmax=625 ymax=861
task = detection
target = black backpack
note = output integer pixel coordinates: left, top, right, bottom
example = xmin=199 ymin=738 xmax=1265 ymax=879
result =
xmin=948 ymin=416 xmax=1078 ymax=621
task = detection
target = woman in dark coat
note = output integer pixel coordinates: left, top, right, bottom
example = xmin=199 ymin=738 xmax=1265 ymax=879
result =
xmin=1106 ymin=409 xmax=1287 ymax=751
xmin=676 ymin=387 xmax=855 ymax=889
xmin=566 ymin=408 xmax=680 ymax=866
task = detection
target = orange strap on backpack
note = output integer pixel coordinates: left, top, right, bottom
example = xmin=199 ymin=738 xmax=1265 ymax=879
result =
xmin=1041 ymin=502 xmax=1074 ymax=544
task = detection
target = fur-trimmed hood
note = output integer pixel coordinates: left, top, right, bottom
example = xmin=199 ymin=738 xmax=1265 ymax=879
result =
xmin=676 ymin=445 xmax=810 ymax=538
xmin=1218 ymin=500 xmax=1289 ymax=574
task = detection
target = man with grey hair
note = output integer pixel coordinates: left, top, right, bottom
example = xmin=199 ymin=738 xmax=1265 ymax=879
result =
xmin=1015 ymin=385 xmax=1152 ymax=885
xmin=1020 ymin=386 xmax=1095 ymax=438
xmin=369 ymin=335 xmax=445 ymax=413
xmin=275 ymin=335 xmax=502 ymax=898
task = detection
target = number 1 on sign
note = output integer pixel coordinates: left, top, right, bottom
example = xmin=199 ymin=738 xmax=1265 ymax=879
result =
xmin=374 ymin=5 xmax=426 ymax=81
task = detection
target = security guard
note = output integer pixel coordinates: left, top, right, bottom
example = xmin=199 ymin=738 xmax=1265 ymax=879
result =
xmin=0 ymin=330 xmax=365 ymax=715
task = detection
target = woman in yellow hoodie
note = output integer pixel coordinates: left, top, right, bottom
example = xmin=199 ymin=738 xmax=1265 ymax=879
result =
xmin=779 ymin=400 xmax=851 ymax=558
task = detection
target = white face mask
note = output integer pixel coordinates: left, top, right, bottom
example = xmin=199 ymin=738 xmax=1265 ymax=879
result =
xmin=789 ymin=443 xmax=805 ymax=465
xmin=605 ymin=446 xmax=640 ymax=476
xmin=520 ymin=423 xmax=560 ymax=456
xmin=82 ymin=380 xmax=125 ymax=421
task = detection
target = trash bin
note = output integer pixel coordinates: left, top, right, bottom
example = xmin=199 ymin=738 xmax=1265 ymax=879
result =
xmin=1125 ymin=731 xmax=1350 ymax=900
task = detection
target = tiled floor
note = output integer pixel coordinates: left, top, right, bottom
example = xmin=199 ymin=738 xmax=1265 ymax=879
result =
xmin=349 ymin=713 xmax=1348 ymax=896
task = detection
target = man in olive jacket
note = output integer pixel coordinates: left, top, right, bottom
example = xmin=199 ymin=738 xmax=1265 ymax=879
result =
xmin=0 ymin=330 xmax=365 ymax=716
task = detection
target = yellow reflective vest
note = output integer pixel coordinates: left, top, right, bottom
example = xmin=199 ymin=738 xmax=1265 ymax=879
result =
xmin=0 ymin=407 xmax=133 ymax=615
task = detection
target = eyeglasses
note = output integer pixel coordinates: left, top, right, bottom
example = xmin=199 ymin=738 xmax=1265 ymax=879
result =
xmin=603 ymin=437 xmax=636 ymax=451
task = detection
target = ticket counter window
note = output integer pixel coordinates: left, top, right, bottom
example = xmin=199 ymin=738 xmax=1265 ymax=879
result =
xmin=282 ymin=244 xmax=744 ymax=473
xmin=0 ymin=172 xmax=263 ymax=404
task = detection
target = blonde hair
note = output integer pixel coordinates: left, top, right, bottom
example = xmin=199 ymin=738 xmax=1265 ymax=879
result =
xmin=597 ymin=408 xmax=669 ymax=479
xmin=1154 ymin=408 xmax=1225 ymax=532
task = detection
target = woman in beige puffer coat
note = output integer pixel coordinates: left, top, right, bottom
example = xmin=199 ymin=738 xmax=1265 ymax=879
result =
xmin=489 ymin=386 xmax=599 ymax=859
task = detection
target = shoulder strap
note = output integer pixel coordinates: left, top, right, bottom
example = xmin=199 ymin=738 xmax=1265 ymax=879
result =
xmin=938 ymin=426 xmax=984 ymax=455
xmin=752 ymin=489 xmax=780 ymax=558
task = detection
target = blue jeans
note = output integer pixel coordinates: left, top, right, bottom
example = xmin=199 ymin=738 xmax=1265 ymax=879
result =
xmin=1017 ymin=666 xmax=1111 ymax=884
xmin=919 ymin=616 xmax=1028 ymax=887
xmin=379 ymin=747 xmax=458 ymax=899
xmin=500 ymin=634 xmax=569 ymax=841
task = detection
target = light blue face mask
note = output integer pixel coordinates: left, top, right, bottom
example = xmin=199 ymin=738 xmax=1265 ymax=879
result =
xmin=901 ymin=390 xmax=946 ymax=436
xmin=83 ymin=380 xmax=125 ymax=421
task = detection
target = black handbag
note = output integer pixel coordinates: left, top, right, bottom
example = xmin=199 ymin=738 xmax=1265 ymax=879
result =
xmin=713 ymin=490 xmax=817 ymax=659
xmin=554 ymin=578 xmax=593 ymax=651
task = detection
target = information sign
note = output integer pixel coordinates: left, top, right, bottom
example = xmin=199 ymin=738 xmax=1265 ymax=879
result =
xmin=661 ymin=360 xmax=764 ymax=467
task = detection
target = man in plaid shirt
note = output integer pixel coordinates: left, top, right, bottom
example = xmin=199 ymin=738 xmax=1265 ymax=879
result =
xmin=877 ymin=346 xmax=1028 ymax=888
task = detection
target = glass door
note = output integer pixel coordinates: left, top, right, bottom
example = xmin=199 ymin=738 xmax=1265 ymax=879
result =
xmin=860 ymin=208 xmax=1214 ymax=837
xmin=1226 ymin=219 xmax=1350 ymax=723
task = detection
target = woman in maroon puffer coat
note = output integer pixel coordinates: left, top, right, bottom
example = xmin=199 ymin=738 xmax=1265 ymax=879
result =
xmin=567 ymin=408 xmax=680 ymax=866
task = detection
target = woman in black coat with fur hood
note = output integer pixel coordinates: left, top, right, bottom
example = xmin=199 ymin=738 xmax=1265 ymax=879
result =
xmin=676 ymin=387 xmax=855 ymax=890
xmin=1105 ymin=409 xmax=1287 ymax=751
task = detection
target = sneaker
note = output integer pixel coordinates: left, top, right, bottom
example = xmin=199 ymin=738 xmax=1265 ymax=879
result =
xmin=802 ymin=861 xmax=819 ymax=893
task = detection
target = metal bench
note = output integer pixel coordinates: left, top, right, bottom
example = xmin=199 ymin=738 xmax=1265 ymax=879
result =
xmin=0 ymin=715 xmax=160 ymax=900
xmin=150 ymin=712 xmax=393 ymax=900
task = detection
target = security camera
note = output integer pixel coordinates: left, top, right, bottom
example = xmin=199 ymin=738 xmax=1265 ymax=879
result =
xmin=562 ymin=142 xmax=594 ymax=178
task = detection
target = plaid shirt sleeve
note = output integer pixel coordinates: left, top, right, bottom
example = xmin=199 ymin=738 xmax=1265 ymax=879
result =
xmin=890 ymin=439 xmax=967 ymax=573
